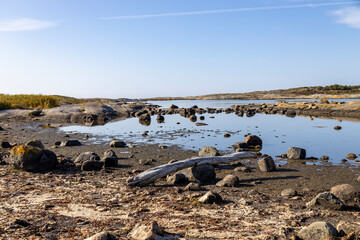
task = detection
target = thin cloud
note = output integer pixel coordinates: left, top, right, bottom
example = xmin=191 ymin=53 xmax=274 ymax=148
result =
xmin=103 ymin=1 xmax=357 ymax=20
xmin=333 ymin=7 xmax=360 ymax=28
xmin=0 ymin=18 xmax=57 ymax=32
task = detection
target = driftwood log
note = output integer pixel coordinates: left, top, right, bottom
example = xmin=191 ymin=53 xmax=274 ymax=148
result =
xmin=127 ymin=151 xmax=256 ymax=187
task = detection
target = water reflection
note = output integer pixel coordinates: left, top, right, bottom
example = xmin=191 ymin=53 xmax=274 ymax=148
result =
xmin=139 ymin=119 xmax=151 ymax=126
xmin=61 ymin=112 xmax=360 ymax=165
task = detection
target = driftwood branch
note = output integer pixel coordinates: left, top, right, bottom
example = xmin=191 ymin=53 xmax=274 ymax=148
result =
xmin=126 ymin=151 xmax=256 ymax=187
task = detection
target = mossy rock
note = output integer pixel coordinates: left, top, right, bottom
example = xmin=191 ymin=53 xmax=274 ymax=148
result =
xmin=10 ymin=145 xmax=57 ymax=172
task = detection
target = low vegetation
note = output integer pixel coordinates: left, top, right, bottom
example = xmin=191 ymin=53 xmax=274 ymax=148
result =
xmin=145 ymin=84 xmax=360 ymax=100
xmin=0 ymin=94 xmax=79 ymax=110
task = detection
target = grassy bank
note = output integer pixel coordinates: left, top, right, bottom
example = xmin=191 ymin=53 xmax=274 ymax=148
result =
xmin=0 ymin=94 xmax=79 ymax=110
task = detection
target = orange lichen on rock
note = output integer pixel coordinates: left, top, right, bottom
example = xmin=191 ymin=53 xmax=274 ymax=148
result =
xmin=11 ymin=145 xmax=41 ymax=157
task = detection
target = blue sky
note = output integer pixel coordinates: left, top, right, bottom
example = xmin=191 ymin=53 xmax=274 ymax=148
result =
xmin=0 ymin=0 xmax=359 ymax=98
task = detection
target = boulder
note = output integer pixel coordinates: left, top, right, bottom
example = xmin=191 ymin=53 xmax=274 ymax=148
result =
xmin=346 ymin=153 xmax=357 ymax=160
xmin=109 ymin=140 xmax=126 ymax=148
xmin=287 ymin=147 xmax=306 ymax=159
xmin=101 ymin=157 xmax=118 ymax=168
xmin=128 ymin=221 xmax=167 ymax=240
xmin=184 ymin=182 xmax=203 ymax=191
xmin=298 ymin=222 xmax=338 ymax=240
xmin=60 ymin=140 xmax=81 ymax=147
xmin=232 ymin=142 xmax=249 ymax=149
xmin=85 ymin=232 xmax=117 ymax=240
xmin=166 ymin=173 xmax=188 ymax=185
xmin=281 ymin=188 xmax=297 ymax=198
xmin=330 ymin=184 xmax=359 ymax=202
xmin=25 ymin=140 xmax=44 ymax=149
xmin=103 ymin=149 xmax=117 ymax=158
xmin=139 ymin=113 xmax=151 ymax=121
xmin=10 ymin=145 xmax=57 ymax=172
xmin=334 ymin=126 xmax=342 ymax=130
xmin=180 ymin=164 xmax=216 ymax=184
xmin=189 ymin=115 xmax=197 ymax=122
xmin=198 ymin=146 xmax=220 ymax=157
xmin=198 ymin=191 xmax=223 ymax=204
xmin=156 ymin=115 xmax=164 ymax=123
xmin=81 ymin=160 xmax=104 ymax=171
xmin=257 ymin=156 xmax=276 ymax=172
xmin=169 ymin=104 xmax=178 ymax=110
xmin=336 ymin=221 xmax=360 ymax=237
xmin=216 ymin=175 xmax=239 ymax=187
xmin=285 ymin=110 xmax=296 ymax=117
xmin=28 ymin=109 xmax=42 ymax=117
xmin=74 ymin=152 xmax=100 ymax=165
xmin=306 ymin=192 xmax=345 ymax=210
xmin=244 ymin=135 xmax=262 ymax=146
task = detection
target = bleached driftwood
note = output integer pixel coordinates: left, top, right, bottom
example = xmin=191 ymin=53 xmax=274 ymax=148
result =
xmin=127 ymin=151 xmax=256 ymax=187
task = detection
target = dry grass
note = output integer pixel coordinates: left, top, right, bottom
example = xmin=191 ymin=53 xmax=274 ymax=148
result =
xmin=0 ymin=94 xmax=79 ymax=110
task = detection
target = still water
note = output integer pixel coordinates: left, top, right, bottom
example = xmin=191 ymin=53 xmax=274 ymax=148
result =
xmin=61 ymin=110 xmax=360 ymax=165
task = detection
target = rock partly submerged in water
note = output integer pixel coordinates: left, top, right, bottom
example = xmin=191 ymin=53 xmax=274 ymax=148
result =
xmin=109 ymin=140 xmax=126 ymax=148
xmin=346 ymin=153 xmax=357 ymax=160
xmin=287 ymin=147 xmax=306 ymax=159
xmin=244 ymin=135 xmax=262 ymax=146
xmin=60 ymin=140 xmax=81 ymax=147
xmin=232 ymin=142 xmax=249 ymax=150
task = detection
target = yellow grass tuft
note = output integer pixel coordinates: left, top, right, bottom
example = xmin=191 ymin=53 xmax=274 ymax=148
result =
xmin=0 ymin=94 xmax=80 ymax=110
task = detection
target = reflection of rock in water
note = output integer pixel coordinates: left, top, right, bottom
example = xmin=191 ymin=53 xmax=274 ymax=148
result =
xmin=246 ymin=110 xmax=256 ymax=117
xmin=189 ymin=115 xmax=197 ymax=122
xmin=157 ymin=115 xmax=164 ymax=123
xmin=70 ymin=114 xmax=108 ymax=126
xmin=249 ymin=145 xmax=262 ymax=153
xmin=139 ymin=119 xmax=151 ymax=126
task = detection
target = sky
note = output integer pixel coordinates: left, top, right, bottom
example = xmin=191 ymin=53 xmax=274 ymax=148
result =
xmin=0 ymin=0 xmax=359 ymax=99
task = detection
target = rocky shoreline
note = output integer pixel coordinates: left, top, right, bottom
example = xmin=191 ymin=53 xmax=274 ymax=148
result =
xmin=0 ymin=100 xmax=360 ymax=239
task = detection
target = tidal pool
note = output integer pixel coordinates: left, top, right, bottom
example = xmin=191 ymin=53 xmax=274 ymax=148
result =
xmin=61 ymin=112 xmax=360 ymax=165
